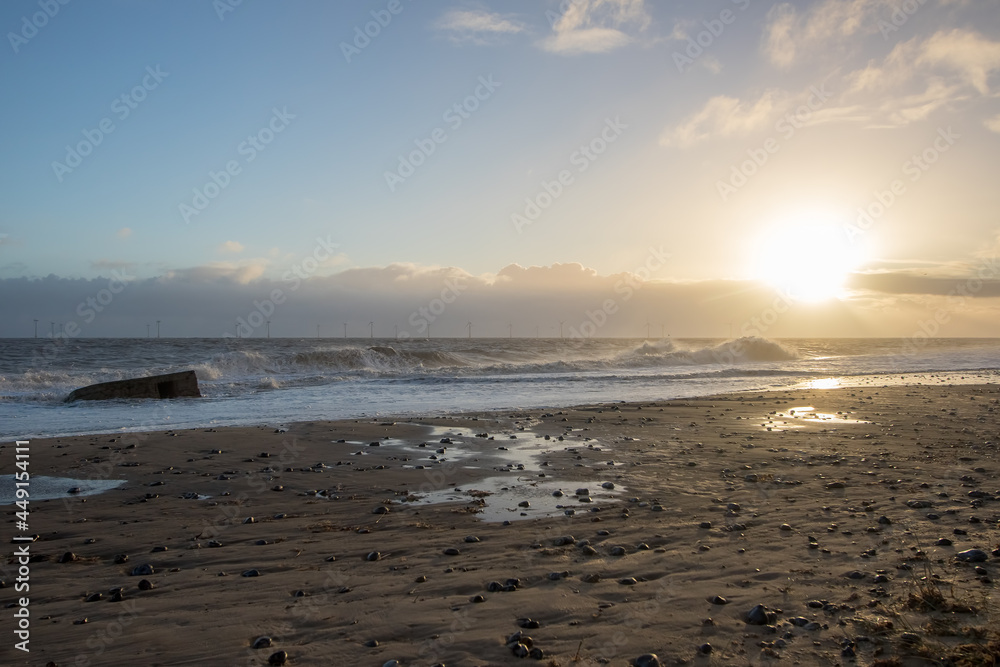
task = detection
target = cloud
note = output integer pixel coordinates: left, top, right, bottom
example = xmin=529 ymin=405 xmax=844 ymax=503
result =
xmin=117 ymin=227 xmax=132 ymax=239
xmin=162 ymin=260 xmax=268 ymax=285
xmin=837 ymin=28 xmax=1000 ymax=128
xmin=762 ymin=0 xmax=889 ymax=69
xmin=671 ymin=26 xmax=1000 ymax=140
xmin=916 ymin=28 xmax=1000 ymax=95
xmin=91 ymin=259 xmax=137 ymax=272
xmin=435 ymin=8 xmax=525 ymax=45
xmin=540 ymin=0 xmax=650 ymax=55
xmin=660 ymin=91 xmax=784 ymax=147
xmin=6 ymin=258 xmax=1000 ymax=338
xmin=218 ymin=240 xmax=245 ymax=254
xmin=848 ymin=262 xmax=1000 ymax=297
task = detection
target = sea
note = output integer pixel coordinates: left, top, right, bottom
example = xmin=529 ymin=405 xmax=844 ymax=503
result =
xmin=1 ymin=336 xmax=999 ymax=440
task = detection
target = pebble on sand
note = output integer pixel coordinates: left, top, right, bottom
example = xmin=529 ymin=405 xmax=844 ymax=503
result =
xmin=745 ymin=604 xmax=778 ymax=625
xmin=956 ymin=549 xmax=988 ymax=563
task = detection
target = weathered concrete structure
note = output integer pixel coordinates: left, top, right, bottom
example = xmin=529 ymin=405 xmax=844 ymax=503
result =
xmin=65 ymin=370 xmax=201 ymax=402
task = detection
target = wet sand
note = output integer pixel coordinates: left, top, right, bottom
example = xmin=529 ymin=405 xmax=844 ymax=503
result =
xmin=4 ymin=383 xmax=1000 ymax=666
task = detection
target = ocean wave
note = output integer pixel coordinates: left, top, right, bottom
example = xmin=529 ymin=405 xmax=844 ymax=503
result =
xmin=0 ymin=337 xmax=808 ymax=402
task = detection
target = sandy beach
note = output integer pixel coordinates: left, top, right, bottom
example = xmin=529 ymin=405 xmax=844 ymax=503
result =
xmin=5 ymin=382 xmax=1000 ymax=666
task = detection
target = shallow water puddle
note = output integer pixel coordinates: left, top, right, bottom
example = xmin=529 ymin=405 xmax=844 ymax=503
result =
xmin=335 ymin=423 xmax=558 ymax=472
xmin=409 ymin=477 xmax=619 ymax=522
xmin=761 ymin=406 xmax=871 ymax=431
xmin=332 ymin=422 xmax=624 ymax=520
xmin=0 ymin=475 xmax=125 ymax=505
xmin=406 ymin=425 xmax=622 ymax=521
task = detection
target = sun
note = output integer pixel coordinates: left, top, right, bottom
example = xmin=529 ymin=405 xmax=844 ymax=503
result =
xmin=751 ymin=215 xmax=863 ymax=303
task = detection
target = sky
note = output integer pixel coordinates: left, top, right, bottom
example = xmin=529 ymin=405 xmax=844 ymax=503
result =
xmin=2 ymin=0 xmax=1000 ymax=338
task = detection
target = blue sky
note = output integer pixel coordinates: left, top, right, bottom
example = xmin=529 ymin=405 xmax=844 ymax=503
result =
xmin=2 ymin=0 xmax=1000 ymax=337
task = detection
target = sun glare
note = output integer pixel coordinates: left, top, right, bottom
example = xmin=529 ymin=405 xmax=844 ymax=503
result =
xmin=752 ymin=215 xmax=863 ymax=303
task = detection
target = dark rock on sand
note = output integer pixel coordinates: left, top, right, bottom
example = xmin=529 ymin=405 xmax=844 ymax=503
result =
xmin=130 ymin=564 xmax=154 ymax=576
xmin=634 ymin=654 xmax=662 ymax=667
xmin=252 ymin=637 xmax=272 ymax=649
xmin=745 ymin=604 xmax=778 ymax=625
xmin=956 ymin=549 xmax=988 ymax=562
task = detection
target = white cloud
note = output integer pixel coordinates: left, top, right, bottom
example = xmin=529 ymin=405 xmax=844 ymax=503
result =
xmin=837 ymin=28 xmax=1000 ymax=127
xmin=540 ymin=0 xmax=650 ymax=55
xmin=762 ymin=0 xmax=890 ymax=69
xmin=916 ymin=28 xmax=1000 ymax=95
xmin=660 ymin=91 xmax=784 ymax=147
xmin=117 ymin=227 xmax=132 ymax=239
xmin=435 ymin=8 xmax=525 ymax=45
xmin=218 ymin=240 xmax=245 ymax=254
xmin=669 ymin=26 xmax=1000 ymax=141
